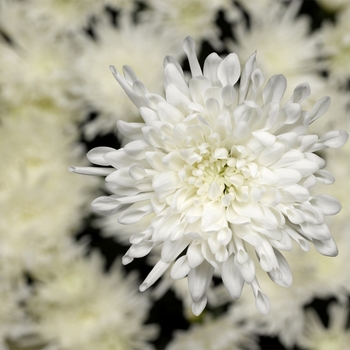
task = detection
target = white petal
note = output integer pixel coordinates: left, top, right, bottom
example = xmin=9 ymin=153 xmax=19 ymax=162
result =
xmin=221 ymin=85 xmax=236 ymax=106
xmin=215 ymin=246 xmax=229 ymax=262
xmin=217 ymin=227 xmax=232 ymax=245
xmin=313 ymin=236 xmax=338 ymax=257
xmin=127 ymin=241 xmax=153 ymax=258
xmin=287 ymin=82 xmax=310 ymax=104
xmin=208 ymin=182 xmax=221 ymax=201
xmin=188 ymin=261 xmax=214 ymax=302
xmin=140 ymin=106 xmax=159 ymax=125
xmin=183 ymin=36 xmax=202 ymax=77
xmin=124 ymin=140 xmax=151 ymax=160
xmin=263 ymin=74 xmax=287 ymax=105
xmin=285 ymin=208 xmax=305 ymax=224
xmin=69 ymin=166 xmax=113 ymax=176
xmin=287 ymin=158 xmax=319 ymax=177
xmin=192 ymin=296 xmax=207 ymax=316
xmin=118 ymin=204 xmax=153 ymax=225
xmin=310 ymin=194 xmax=341 ymax=216
xmin=166 ymin=84 xmax=192 ymax=115
xmin=252 ymin=131 xmax=276 ymax=147
xmin=310 ymin=96 xmax=331 ymax=124
xmin=129 ymin=163 xmax=147 ymax=180
xmin=203 ymin=52 xmax=222 ymax=86
xmin=317 ymin=130 xmax=349 ymax=149
xmin=153 ymin=171 xmax=179 ymax=199
xmin=250 ymin=279 xmax=270 ymax=314
xmin=255 ymin=290 xmax=270 ymax=315
xmin=259 ymin=167 xmax=279 ymax=185
xmin=315 ymin=170 xmax=334 ymax=184
xmin=164 ymin=63 xmax=189 ymax=96
xmin=187 ymin=243 xmax=205 ymax=268
xmin=274 ymin=168 xmax=301 ymax=187
xmin=269 ymin=229 xmax=293 ymax=251
xmin=282 ymin=103 xmax=301 ymax=124
xmin=258 ymin=142 xmax=286 ymax=166
xmin=117 ymin=121 xmax=144 ymax=140
xmin=92 ymin=196 xmax=131 ymax=216
xmin=158 ymin=102 xmax=185 ymax=124
xmin=171 ymin=256 xmax=191 ymax=279
xmin=163 ymin=55 xmax=184 ymax=75
xmin=87 ymin=147 xmax=116 ymax=165
xmin=109 ymin=65 xmax=145 ymax=108
xmin=161 ymin=237 xmax=191 ymax=263
xmin=280 ymin=185 xmax=310 ymax=202
xmin=271 ymin=149 xmax=303 ymax=168
xmin=217 ymin=53 xmax=241 ymax=86
xmin=234 ymin=255 xmax=255 ymax=283
xmin=139 ymin=260 xmax=171 ymax=292
xmin=267 ymin=249 xmax=292 ymax=287
xmin=189 ymin=76 xmax=212 ymax=105
xmin=201 ymin=201 xmax=225 ymax=231
xmin=221 ymin=254 xmax=244 ymax=299
xmin=239 ymin=51 xmax=257 ymax=104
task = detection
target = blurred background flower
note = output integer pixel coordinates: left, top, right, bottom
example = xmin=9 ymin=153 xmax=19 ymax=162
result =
xmin=1 ymin=0 xmax=350 ymax=349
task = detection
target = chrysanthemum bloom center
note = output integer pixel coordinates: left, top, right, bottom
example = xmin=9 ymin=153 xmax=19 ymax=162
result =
xmin=186 ymin=149 xmax=257 ymax=205
xmin=71 ymin=36 xmax=348 ymax=317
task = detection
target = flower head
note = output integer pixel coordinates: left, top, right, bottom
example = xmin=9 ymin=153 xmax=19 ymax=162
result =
xmin=27 ymin=249 xmax=157 ymax=350
xmin=71 ymin=37 xmax=348 ymax=316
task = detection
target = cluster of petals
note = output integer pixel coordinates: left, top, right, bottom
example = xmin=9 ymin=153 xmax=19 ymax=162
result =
xmin=72 ymin=37 xmax=348 ymax=315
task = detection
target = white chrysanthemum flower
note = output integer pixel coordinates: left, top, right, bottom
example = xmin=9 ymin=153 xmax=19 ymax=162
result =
xmin=142 ymin=0 xmax=240 ymax=48
xmin=28 ymin=250 xmax=157 ymax=350
xmin=297 ymin=303 xmax=350 ymax=350
xmin=71 ymin=37 xmax=348 ymax=316
xmin=316 ymin=8 xmax=350 ymax=85
xmin=165 ymin=314 xmax=258 ymax=350
xmin=74 ymin=16 xmax=183 ymax=139
xmin=0 ymin=111 xmax=99 ymax=275
xmin=0 ymin=3 xmax=82 ymax=118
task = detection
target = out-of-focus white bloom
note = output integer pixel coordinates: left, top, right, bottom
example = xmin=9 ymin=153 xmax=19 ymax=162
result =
xmin=74 ymin=16 xmax=183 ymax=139
xmin=15 ymin=0 xmax=104 ymax=33
xmin=316 ymin=8 xmax=350 ymax=85
xmin=27 ymin=250 xmax=157 ymax=350
xmin=165 ymin=314 xmax=258 ymax=350
xmin=0 ymin=3 xmax=82 ymax=119
xmin=142 ymin=0 xmax=240 ymax=48
xmin=297 ymin=303 xmax=350 ymax=350
xmin=71 ymin=36 xmax=348 ymax=316
xmin=316 ymin=0 xmax=350 ymax=13
xmin=229 ymin=0 xmax=319 ymax=83
xmin=0 ymin=111 xmax=98 ymax=275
